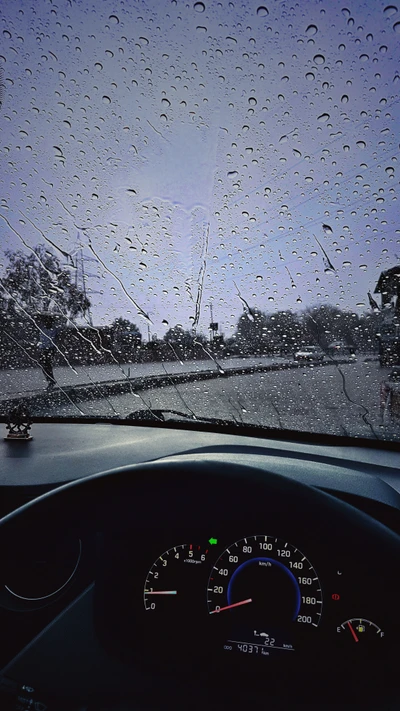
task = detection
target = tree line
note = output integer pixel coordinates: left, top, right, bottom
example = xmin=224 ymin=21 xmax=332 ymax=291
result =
xmin=0 ymin=245 xmax=380 ymax=369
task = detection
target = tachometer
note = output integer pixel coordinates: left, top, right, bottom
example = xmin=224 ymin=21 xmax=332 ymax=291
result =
xmin=207 ymin=535 xmax=322 ymax=656
xmin=144 ymin=543 xmax=208 ymax=613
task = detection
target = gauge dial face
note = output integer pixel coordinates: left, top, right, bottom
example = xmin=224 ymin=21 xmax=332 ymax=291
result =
xmin=2 ymin=537 xmax=82 ymax=607
xmin=207 ymin=535 xmax=322 ymax=654
xmin=338 ymin=618 xmax=384 ymax=642
xmin=144 ymin=543 xmax=208 ymax=613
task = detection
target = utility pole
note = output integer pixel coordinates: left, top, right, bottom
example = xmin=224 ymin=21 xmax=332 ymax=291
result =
xmin=208 ymin=302 xmax=218 ymax=343
xmin=70 ymin=238 xmax=101 ymax=326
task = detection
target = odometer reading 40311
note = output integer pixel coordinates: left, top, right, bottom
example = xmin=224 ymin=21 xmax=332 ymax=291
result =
xmin=207 ymin=535 xmax=322 ymax=656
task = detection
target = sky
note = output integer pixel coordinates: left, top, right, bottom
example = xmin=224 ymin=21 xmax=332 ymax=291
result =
xmin=1 ymin=0 xmax=399 ymax=339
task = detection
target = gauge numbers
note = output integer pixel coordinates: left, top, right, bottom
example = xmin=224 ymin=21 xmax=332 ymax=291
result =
xmin=144 ymin=543 xmax=207 ymax=612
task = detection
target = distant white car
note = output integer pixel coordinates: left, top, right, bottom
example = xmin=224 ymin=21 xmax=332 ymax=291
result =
xmin=294 ymin=345 xmax=324 ymax=363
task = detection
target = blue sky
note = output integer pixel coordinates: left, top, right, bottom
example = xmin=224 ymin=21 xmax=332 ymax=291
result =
xmin=1 ymin=0 xmax=399 ymax=338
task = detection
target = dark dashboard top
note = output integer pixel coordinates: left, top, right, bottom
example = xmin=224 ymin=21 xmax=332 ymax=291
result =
xmin=1 ymin=422 xmax=400 ymax=514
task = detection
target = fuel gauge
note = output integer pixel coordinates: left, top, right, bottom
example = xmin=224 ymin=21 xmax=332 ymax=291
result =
xmin=337 ymin=618 xmax=384 ymax=642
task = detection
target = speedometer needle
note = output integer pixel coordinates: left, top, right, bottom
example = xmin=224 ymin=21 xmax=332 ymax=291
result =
xmin=209 ymin=598 xmax=252 ymax=614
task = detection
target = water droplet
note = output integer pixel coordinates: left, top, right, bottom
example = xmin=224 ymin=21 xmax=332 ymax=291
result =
xmin=126 ymin=188 xmax=137 ymax=194
xmin=256 ymin=275 xmax=263 ymax=281
xmin=257 ymin=6 xmax=269 ymax=17
xmin=3 ymin=30 xmax=12 ymax=40
xmin=356 ymin=140 xmax=366 ymax=149
xmin=322 ymin=223 xmax=333 ymax=234
xmin=317 ymin=113 xmax=330 ymax=122
xmin=268 ymin=296 xmax=274 ymax=301
xmin=279 ymin=134 xmax=288 ymax=143
xmin=161 ymin=98 xmax=171 ymax=107
xmin=380 ymin=45 xmax=388 ymax=54
xmin=359 ymin=264 xmax=367 ymax=271
xmin=305 ymin=176 xmax=313 ymax=183
xmin=313 ymin=54 xmax=325 ymax=65
xmin=95 ymin=62 xmax=103 ymax=71
xmin=341 ymin=94 xmax=349 ymax=103
xmin=160 ymin=113 xmax=168 ymax=121
xmin=366 ymin=33 xmax=373 ymax=41
xmin=102 ymin=95 xmax=111 ymax=104
xmin=343 ymin=144 xmax=350 ymax=152
xmin=105 ymin=49 xmax=114 ymax=57
xmin=384 ymin=5 xmax=398 ymax=18
xmin=385 ymin=166 xmax=394 ymax=175
xmin=305 ymin=72 xmax=315 ymax=81
xmin=248 ymin=96 xmax=257 ymax=106
xmin=109 ymin=14 xmax=119 ymax=24
xmin=394 ymin=21 xmax=400 ymax=32
xmin=228 ymin=170 xmax=238 ymax=178
xmin=162 ymin=319 xmax=169 ymax=325
xmin=194 ymin=1 xmax=205 ymax=11
xmin=306 ymin=24 xmax=318 ymax=36
xmin=92 ymin=193 xmax=98 ymax=200
xmin=293 ymin=149 xmax=302 ymax=157
xmin=359 ymin=53 xmax=369 ymax=62
xmin=139 ymin=37 xmax=149 ymax=45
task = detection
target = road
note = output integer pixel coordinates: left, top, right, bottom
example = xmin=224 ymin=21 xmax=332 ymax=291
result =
xmin=45 ymin=358 xmax=398 ymax=441
xmin=0 ymin=355 xmax=285 ymax=401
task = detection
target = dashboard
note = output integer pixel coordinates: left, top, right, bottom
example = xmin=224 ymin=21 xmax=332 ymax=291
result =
xmin=1 ymin=421 xmax=400 ymax=710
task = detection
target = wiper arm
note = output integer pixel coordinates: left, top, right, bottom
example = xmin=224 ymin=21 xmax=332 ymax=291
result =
xmin=125 ymin=408 xmax=237 ymax=426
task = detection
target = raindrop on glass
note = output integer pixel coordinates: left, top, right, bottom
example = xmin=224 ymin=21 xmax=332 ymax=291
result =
xmin=313 ymin=54 xmax=325 ymax=65
xmin=194 ymin=1 xmax=205 ymax=11
xmin=384 ymin=5 xmax=398 ymax=18
xmin=306 ymin=24 xmax=318 ymax=36
xmin=257 ymin=6 xmax=269 ymax=17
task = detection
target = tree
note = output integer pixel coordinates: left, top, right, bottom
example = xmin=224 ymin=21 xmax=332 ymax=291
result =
xmin=1 ymin=245 xmax=91 ymax=321
xmin=164 ymin=325 xmax=194 ymax=347
xmin=235 ymin=308 xmax=270 ymax=354
xmin=111 ymin=317 xmax=142 ymax=358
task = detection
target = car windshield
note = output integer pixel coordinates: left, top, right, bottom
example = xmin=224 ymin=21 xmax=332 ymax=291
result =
xmin=1 ymin=0 xmax=400 ymax=442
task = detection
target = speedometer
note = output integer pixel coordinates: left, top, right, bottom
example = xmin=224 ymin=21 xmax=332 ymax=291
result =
xmin=207 ymin=535 xmax=322 ymax=656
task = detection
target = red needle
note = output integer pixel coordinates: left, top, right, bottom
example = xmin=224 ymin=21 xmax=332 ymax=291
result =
xmin=210 ymin=598 xmax=252 ymax=614
xmin=347 ymin=621 xmax=359 ymax=642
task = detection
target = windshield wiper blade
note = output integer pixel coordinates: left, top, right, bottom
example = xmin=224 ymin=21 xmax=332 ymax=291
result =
xmin=125 ymin=408 xmax=237 ymax=426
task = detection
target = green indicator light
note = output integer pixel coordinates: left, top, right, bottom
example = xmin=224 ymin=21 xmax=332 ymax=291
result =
xmin=209 ymin=537 xmax=218 ymax=545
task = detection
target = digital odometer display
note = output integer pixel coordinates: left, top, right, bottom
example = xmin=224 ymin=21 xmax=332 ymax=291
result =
xmin=207 ymin=535 xmax=322 ymax=656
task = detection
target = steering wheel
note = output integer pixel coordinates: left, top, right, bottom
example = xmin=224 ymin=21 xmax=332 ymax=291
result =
xmin=1 ymin=457 xmax=400 ymax=710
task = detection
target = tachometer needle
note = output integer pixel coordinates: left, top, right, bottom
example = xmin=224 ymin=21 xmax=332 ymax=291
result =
xmin=209 ymin=598 xmax=252 ymax=614
xmin=145 ymin=590 xmax=177 ymax=595
xmin=347 ymin=621 xmax=359 ymax=642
